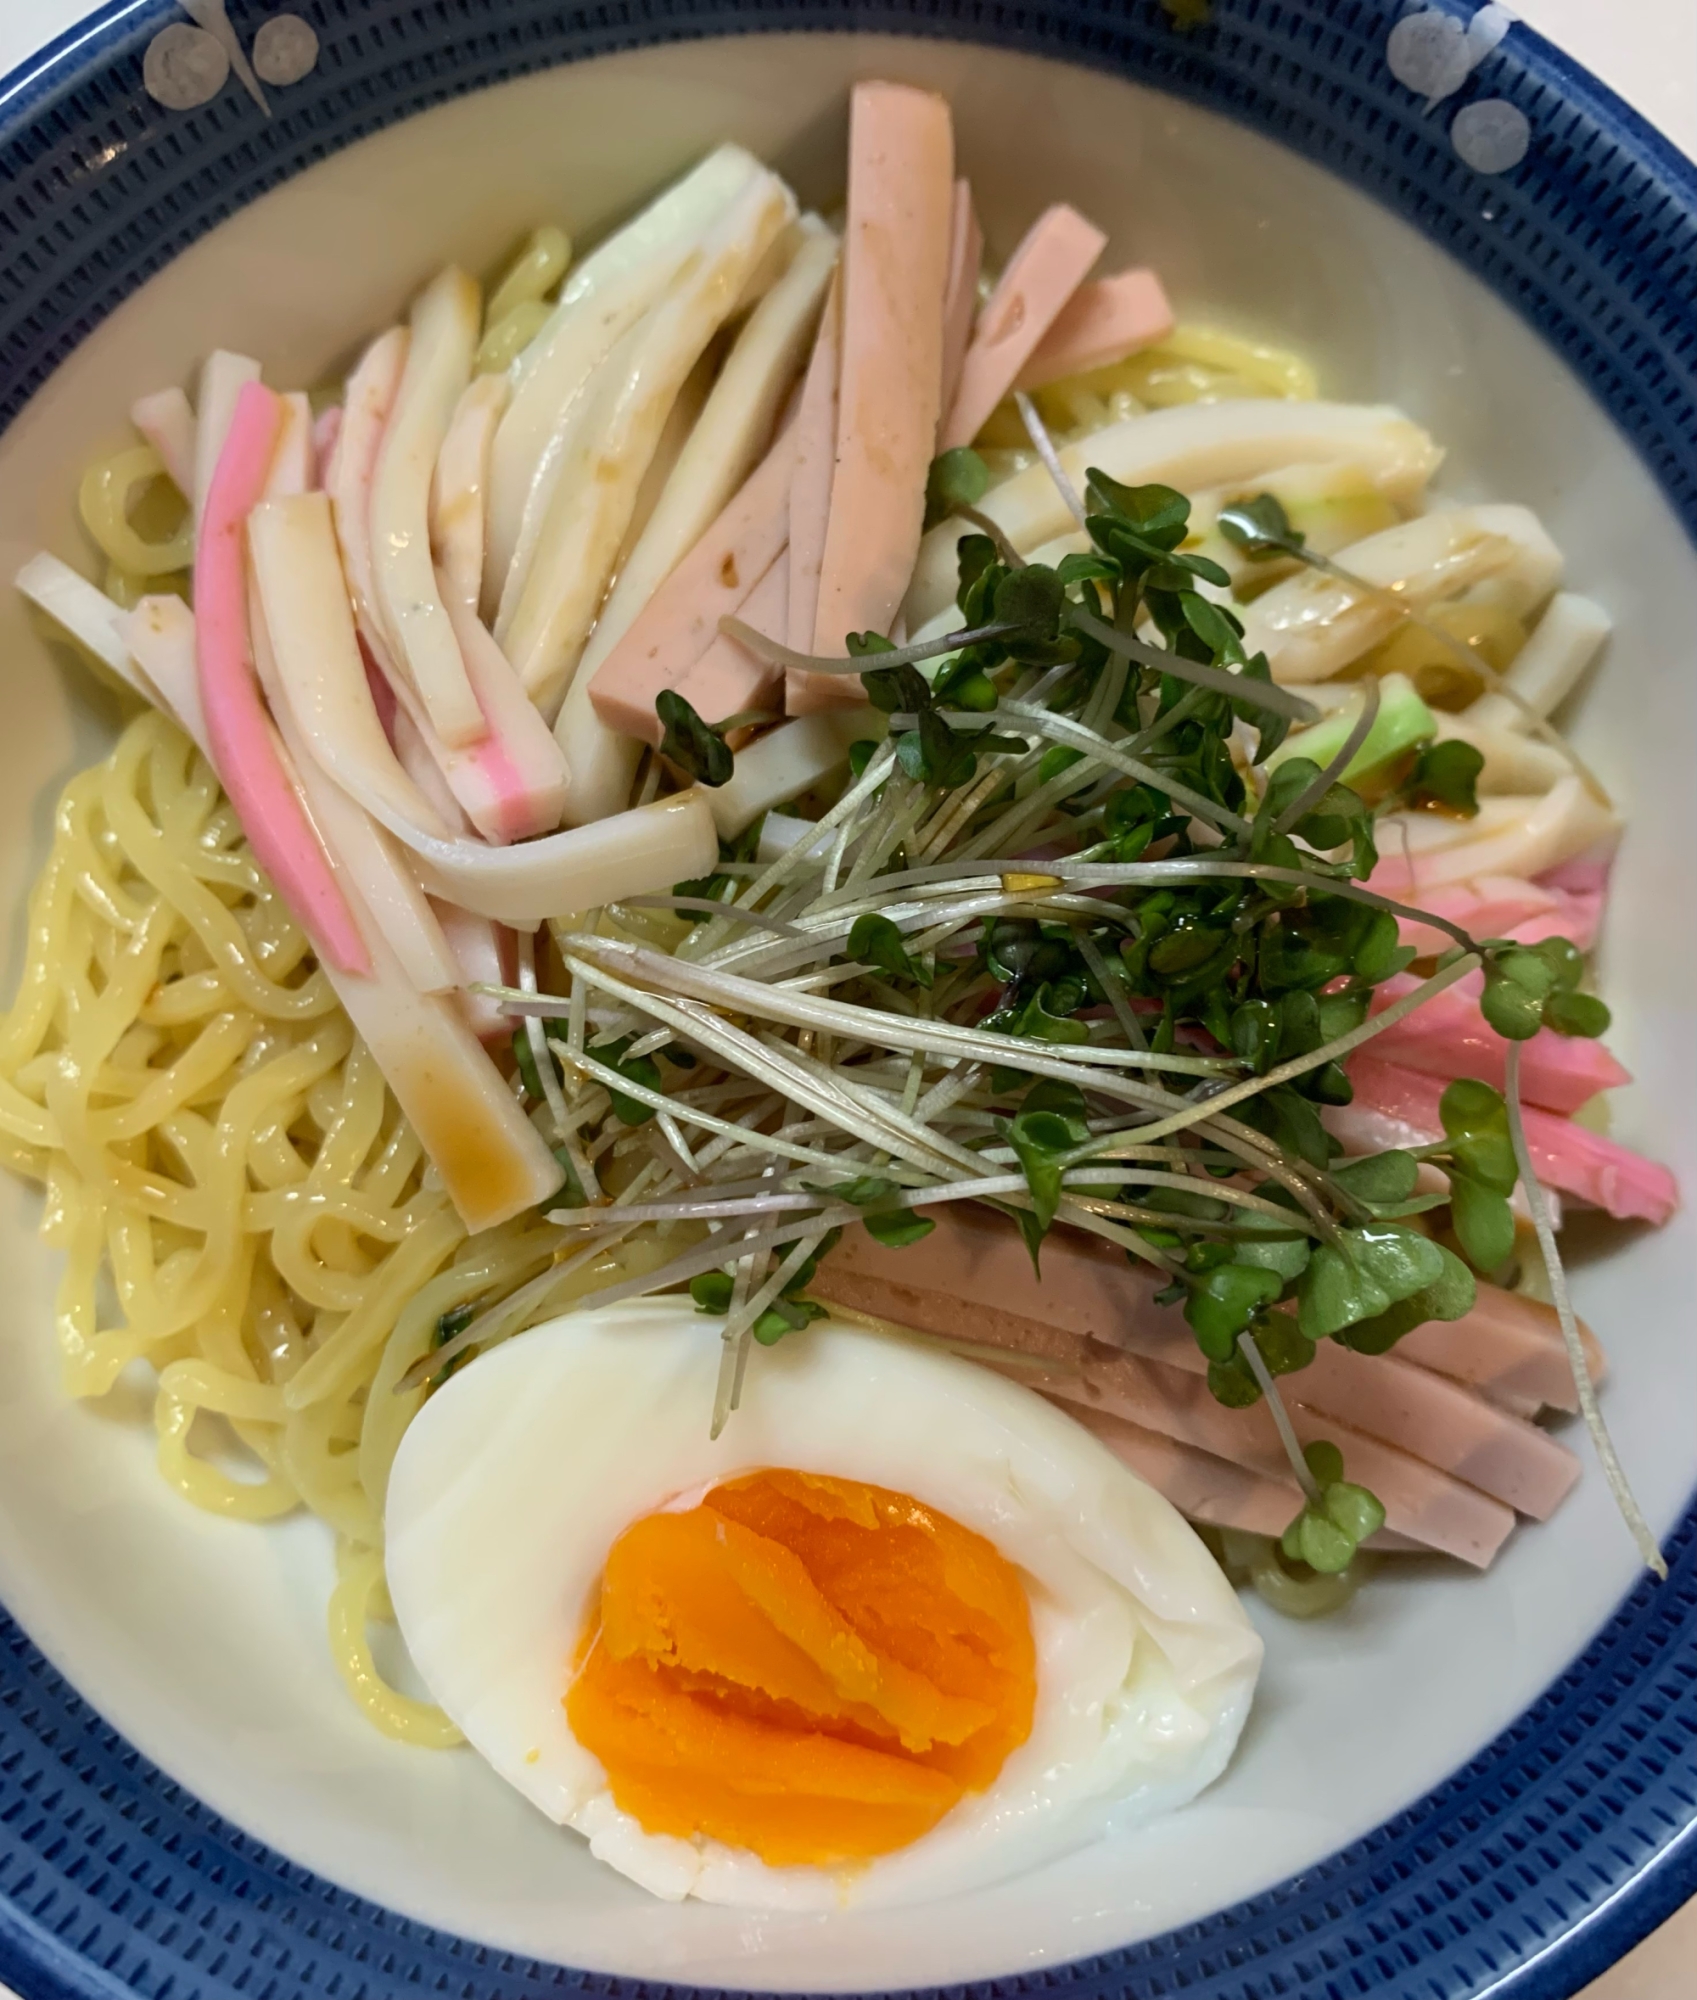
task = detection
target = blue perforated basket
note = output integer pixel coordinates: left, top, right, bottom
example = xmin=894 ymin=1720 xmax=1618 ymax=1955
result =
xmin=0 ymin=5 xmax=1695 ymax=1998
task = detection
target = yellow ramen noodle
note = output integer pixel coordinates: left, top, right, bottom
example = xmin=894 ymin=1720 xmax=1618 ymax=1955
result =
xmin=0 ymin=709 xmax=578 ymax=1745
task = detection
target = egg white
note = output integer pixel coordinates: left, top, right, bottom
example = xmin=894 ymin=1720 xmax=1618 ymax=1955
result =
xmin=383 ymin=1300 xmax=1262 ymax=1909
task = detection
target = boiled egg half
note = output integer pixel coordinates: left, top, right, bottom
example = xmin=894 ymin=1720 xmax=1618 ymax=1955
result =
xmin=384 ymin=1300 xmax=1261 ymax=1908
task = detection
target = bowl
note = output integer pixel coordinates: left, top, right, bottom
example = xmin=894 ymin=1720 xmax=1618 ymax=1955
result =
xmin=0 ymin=4 xmax=1694 ymax=1997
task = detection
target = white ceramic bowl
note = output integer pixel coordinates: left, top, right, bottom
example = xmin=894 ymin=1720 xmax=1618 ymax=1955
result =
xmin=0 ymin=19 xmax=1691 ymax=1998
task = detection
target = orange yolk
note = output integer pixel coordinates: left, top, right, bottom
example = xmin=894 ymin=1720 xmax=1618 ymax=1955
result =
xmin=564 ymin=1468 xmax=1037 ymax=1869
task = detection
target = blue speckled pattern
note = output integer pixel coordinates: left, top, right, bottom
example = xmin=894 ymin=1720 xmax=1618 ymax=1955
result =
xmin=0 ymin=3 xmax=1695 ymax=1997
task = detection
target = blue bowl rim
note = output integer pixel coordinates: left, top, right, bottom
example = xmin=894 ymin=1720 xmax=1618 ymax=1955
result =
xmin=0 ymin=4 xmax=1694 ymax=1999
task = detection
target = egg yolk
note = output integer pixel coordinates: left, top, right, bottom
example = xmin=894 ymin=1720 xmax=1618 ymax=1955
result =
xmin=564 ymin=1468 xmax=1037 ymax=1868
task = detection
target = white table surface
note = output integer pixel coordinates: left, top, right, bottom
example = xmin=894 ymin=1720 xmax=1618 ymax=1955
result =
xmin=0 ymin=3 xmax=1693 ymax=1996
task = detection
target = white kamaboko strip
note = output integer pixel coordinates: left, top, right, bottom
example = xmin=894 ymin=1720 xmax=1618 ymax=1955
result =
xmin=431 ymin=373 xmax=510 ymax=611
xmin=14 ymin=554 xmax=159 ymax=708
xmin=246 ymin=494 xmax=453 ymax=839
xmin=706 ymin=707 xmax=875 ymax=839
xmin=123 ymin=592 xmax=207 ymax=745
xmin=130 ymin=386 xmax=197 ymax=497
xmin=245 ymin=493 xmax=609 ymax=912
xmin=1466 ymin=591 xmax=1611 ymax=731
xmin=438 ymin=597 xmax=570 ymax=841
xmin=320 ymin=889 xmax=564 ymax=1233
xmin=409 ymin=790 xmax=718 ymax=925
xmin=595 ymin=216 xmax=836 ymax=660
xmin=1237 ymin=505 xmax=1565 ymax=685
xmin=314 ymin=403 xmax=342 ymax=470
xmin=391 ymin=707 xmax=519 ymax=1031
xmin=1185 ymin=463 xmax=1403 ymax=587
xmin=1377 ymin=775 xmax=1619 ymax=891
xmin=1019 ymin=462 xmax=1392 ymax=602
xmin=435 ymin=899 xmax=511 ymax=1042
xmin=264 ymin=391 xmax=316 ymax=500
xmin=732 ymin=210 xmax=808 ymax=319
xmin=756 ymin=811 xmax=832 ymax=864
xmin=616 ymin=345 xmax=718 ymax=572
xmin=553 ymin=217 xmax=837 ymax=826
xmin=328 ymin=324 xmax=409 ymax=673
xmin=393 ymin=705 xmax=469 ymax=827
xmin=389 ymin=636 xmax=567 ymax=846
xmin=370 ymin=268 xmax=487 ymax=747
xmin=187 ymin=496 xmax=454 ymax=997
xmin=192 ymin=350 xmax=261 ymax=532
xmin=289 ymin=766 xmax=461 ymax=996
xmin=498 ymin=167 xmax=797 ymax=714
xmin=73 ymin=576 xmax=564 ymax=1223
xmin=903 ymin=399 xmax=1446 ymax=629
xmin=248 ymin=584 xmax=462 ymax=996
xmin=332 ymin=327 xmax=559 ymax=839
xmin=1432 ymin=713 xmax=1571 ymax=795
xmin=486 ymin=144 xmax=769 ymax=615
xmin=40 ymin=554 xmax=451 ymax=1005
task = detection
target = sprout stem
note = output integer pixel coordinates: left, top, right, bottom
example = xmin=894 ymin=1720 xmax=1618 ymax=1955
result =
xmin=1239 ymin=1331 xmax=1322 ymax=1504
xmin=959 ymin=506 xmax=1027 ymax=568
xmin=1076 ymin=929 xmax=1148 ymax=1051
xmin=998 ymin=700 xmax=1254 ymax=835
xmin=1015 ymin=391 xmax=1087 ymax=527
xmin=718 ymin=616 xmax=1021 ymax=678
xmin=516 ymin=932 xmax=572 ymax=1142
xmin=1504 ymin=1044 xmax=1664 ymax=1577
xmin=550 ymin=944 xmax=1229 ymax=1078
xmin=714 ymin=1228 xmax=828 ymax=1435
xmin=1083 ymin=953 xmax=1481 ymax=1150
xmin=1070 ymin=607 xmax=1319 ymax=722
xmin=1270 ymin=675 xmax=1381 ymax=837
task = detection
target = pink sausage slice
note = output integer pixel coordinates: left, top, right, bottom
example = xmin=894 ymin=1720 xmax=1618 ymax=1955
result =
xmin=1047 ymin=1348 xmax=1515 ymax=1568
xmin=940 ymin=203 xmax=1106 ymax=450
xmin=1292 ymin=1342 xmax=1577 ymax=1519
xmin=938 ymin=179 xmax=983 ymax=421
xmin=1397 ymin=1284 xmax=1603 ymax=1414
xmin=787 ymin=272 xmax=841 ymax=656
xmin=815 ymin=1215 xmax=1521 ymax=1563
xmin=1065 ymin=1403 xmax=1422 ymax=1552
xmin=793 ymin=82 xmax=954 ymax=714
xmin=1015 ymin=268 xmax=1175 ymax=391
xmin=657 ymin=548 xmax=789 ymax=741
xmin=821 ymin=1205 xmax=1576 ymax=1523
xmin=1064 ymin=1402 xmax=1305 ymax=1539
xmin=589 ymin=427 xmax=797 ymax=742
xmin=1060 ymin=1271 xmax=1579 ymax=1522
xmin=822 ymin=1201 xmax=1603 ymax=1410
